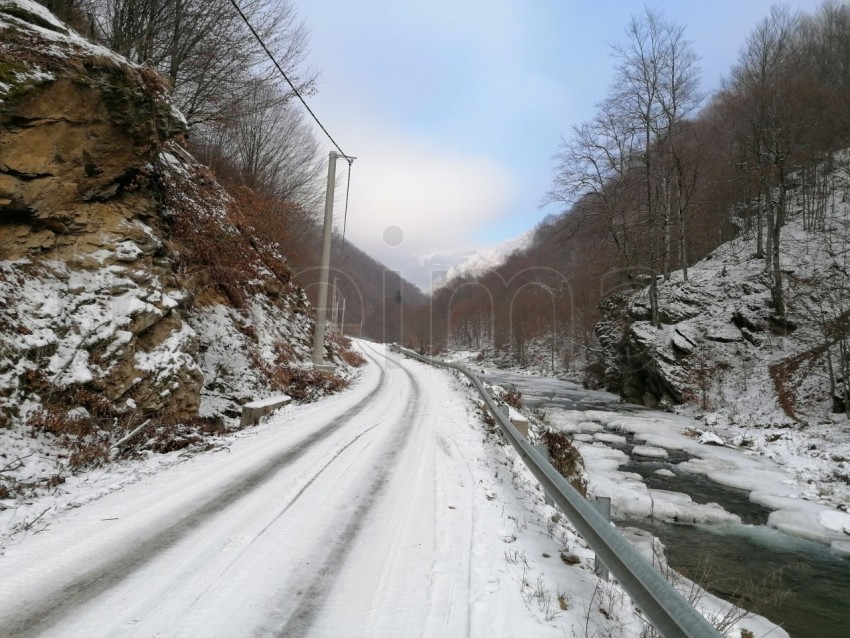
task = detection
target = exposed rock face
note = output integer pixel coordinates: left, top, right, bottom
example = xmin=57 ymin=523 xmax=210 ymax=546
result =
xmin=595 ymin=255 xmax=784 ymax=410
xmin=0 ymin=2 xmax=346 ymax=438
xmin=1 ymin=80 xmax=167 ymax=235
xmin=594 ymin=212 xmax=850 ymax=422
xmin=0 ymin=3 xmax=204 ymax=425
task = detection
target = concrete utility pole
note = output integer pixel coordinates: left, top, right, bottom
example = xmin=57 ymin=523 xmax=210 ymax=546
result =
xmin=339 ymin=297 xmax=345 ymax=337
xmin=331 ymin=277 xmax=339 ymax=328
xmin=312 ymin=151 xmax=341 ymax=370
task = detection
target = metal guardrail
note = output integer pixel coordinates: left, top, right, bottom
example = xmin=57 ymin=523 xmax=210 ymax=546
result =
xmin=395 ymin=346 xmax=722 ymax=638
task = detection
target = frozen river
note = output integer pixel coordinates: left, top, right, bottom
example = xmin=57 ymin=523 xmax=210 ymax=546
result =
xmin=480 ymin=369 xmax=850 ymax=637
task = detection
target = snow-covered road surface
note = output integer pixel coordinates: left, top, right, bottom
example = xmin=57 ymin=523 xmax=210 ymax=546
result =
xmin=0 ymin=342 xmax=627 ymax=637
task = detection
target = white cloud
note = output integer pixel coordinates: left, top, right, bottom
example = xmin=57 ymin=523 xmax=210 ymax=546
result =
xmin=435 ymin=228 xmax=535 ymax=288
xmin=334 ymin=124 xmax=516 ymax=271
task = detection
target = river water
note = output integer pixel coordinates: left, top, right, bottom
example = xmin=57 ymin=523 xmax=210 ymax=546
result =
xmin=479 ymin=369 xmax=850 ymax=637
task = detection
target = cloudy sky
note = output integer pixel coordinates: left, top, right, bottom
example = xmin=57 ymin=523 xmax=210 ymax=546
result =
xmin=288 ymin=0 xmax=825 ymax=290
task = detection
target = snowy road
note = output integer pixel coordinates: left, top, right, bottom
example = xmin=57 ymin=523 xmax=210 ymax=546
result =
xmin=0 ymin=343 xmax=477 ymax=636
xmin=0 ymin=342 xmax=606 ymax=637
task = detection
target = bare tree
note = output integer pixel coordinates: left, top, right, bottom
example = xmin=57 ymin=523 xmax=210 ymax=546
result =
xmin=607 ymin=8 xmax=701 ymax=322
xmin=723 ymin=7 xmax=821 ymax=319
xmin=548 ymin=99 xmax=641 ymax=268
xmin=805 ymin=167 xmax=850 ymax=415
xmin=655 ymin=18 xmax=703 ymax=282
xmin=226 ymin=82 xmax=325 ymax=209
xmin=800 ymin=0 xmax=850 ymax=118
xmin=93 ymin=0 xmax=315 ymax=127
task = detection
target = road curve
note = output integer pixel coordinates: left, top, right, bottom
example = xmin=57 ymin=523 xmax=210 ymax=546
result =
xmin=0 ymin=343 xmax=478 ymax=638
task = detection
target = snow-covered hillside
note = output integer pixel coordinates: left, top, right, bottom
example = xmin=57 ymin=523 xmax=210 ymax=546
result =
xmin=593 ymin=156 xmax=850 ymax=514
xmin=597 ymin=161 xmax=850 ymax=418
xmin=0 ymin=1 xmax=359 ymax=506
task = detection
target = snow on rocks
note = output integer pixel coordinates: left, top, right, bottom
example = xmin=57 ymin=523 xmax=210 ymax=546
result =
xmin=697 ymin=431 xmax=726 ymax=446
xmin=523 ymin=375 xmax=850 ymax=552
xmin=593 ymin=432 xmax=628 ymax=445
xmin=632 ymin=445 xmax=668 ymax=459
xmin=671 ymin=328 xmax=695 ymax=354
xmin=114 ymin=241 xmax=143 ymax=262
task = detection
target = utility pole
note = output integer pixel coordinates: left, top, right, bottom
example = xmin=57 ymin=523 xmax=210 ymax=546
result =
xmin=312 ymin=151 xmax=341 ymax=370
xmin=332 ymin=277 xmax=339 ymax=329
xmin=339 ymin=297 xmax=345 ymax=337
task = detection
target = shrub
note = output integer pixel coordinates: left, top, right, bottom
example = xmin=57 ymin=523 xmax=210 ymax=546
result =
xmin=328 ymin=333 xmax=366 ymax=367
xmin=67 ymin=439 xmax=109 ymax=469
xmin=340 ymin=347 xmax=366 ymax=367
xmin=250 ymin=345 xmax=350 ymax=402
xmin=60 ymin=385 xmax=114 ymax=418
xmin=27 ymin=407 xmax=112 ymax=471
xmin=142 ymin=416 xmax=224 ymax=454
xmin=503 ymin=386 xmax=524 ymax=410
xmin=27 ymin=408 xmax=98 ymax=437
xmin=541 ymin=430 xmax=587 ymax=496
xmin=161 ymin=163 xmax=293 ymax=310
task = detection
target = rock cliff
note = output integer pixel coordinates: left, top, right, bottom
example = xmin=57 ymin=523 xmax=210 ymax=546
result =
xmin=595 ymin=177 xmax=850 ymax=425
xmin=0 ymin=2 xmax=354 ymax=486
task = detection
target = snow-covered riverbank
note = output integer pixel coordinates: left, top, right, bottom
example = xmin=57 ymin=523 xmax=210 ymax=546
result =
xmin=449 ymin=351 xmax=850 ymax=556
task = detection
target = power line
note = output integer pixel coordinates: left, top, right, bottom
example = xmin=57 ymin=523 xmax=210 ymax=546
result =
xmin=226 ymin=0 xmax=353 ymax=163
xmin=227 ymin=0 xmax=355 ymax=249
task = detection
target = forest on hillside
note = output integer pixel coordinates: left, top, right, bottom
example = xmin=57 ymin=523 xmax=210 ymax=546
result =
xmin=34 ymin=0 xmax=425 ymax=341
xmin=411 ymin=3 xmax=850 ymax=380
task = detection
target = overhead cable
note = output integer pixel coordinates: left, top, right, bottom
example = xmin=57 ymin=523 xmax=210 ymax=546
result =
xmin=226 ymin=0 xmax=353 ymax=163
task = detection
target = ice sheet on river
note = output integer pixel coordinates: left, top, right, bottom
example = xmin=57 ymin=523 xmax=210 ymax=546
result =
xmin=545 ymin=406 xmax=850 ymax=554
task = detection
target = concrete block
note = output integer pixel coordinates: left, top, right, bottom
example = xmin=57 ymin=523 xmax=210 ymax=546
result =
xmin=240 ymin=394 xmax=292 ymax=428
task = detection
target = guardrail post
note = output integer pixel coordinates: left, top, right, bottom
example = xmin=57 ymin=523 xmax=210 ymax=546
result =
xmin=589 ymin=497 xmax=612 ymax=581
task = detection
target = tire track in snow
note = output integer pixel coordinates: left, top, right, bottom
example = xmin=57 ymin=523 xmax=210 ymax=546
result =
xmin=182 ymin=417 xmax=390 ymax=614
xmin=273 ymin=345 xmax=424 ymax=638
xmin=427 ymin=411 xmax=476 ymax=637
xmin=4 ymin=347 xmax=389 ymax=638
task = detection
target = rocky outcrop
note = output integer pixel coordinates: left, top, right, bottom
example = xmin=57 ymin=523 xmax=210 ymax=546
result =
xmin=0 ymin=2 xmax=203 ymax=426
xmin=0 ymin=2 xmax=350 ymax=441
xmin=594 ymin=214 xmax=849 ymax=421
xmin=594 ymin=243 xmax=798 ymax=411
xmin=596 ymin=300 xmax=691 ymax=408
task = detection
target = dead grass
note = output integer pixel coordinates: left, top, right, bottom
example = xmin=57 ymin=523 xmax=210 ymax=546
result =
xmin=340 ymin=347 xmax=366 ymax=367
xmin=67 ymin=439 xmax=110 ymax=468
xmin=502 ymin=386 xmax=524 ymax=411
xmin=540 ymin=430 xmax=587 ymax=496
xmin=23 ymin=377 xmax=226 ymax=471
xmin=141 ymin=416 xmax=225 ymax=454
xmin=256 ymin=360 xmax=348 ymax=402
xmin=768 ymin=344 xmax=826 ymax=421
xmin=162 ymin=164 xmax=294 ymax=310
xmin=27 ymin=408 xmax=99 ymax=438
xmin=248 ymin=340 xmax=350 ymax=402
xmin=328 ymin=332 xmax=366 ymax=367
